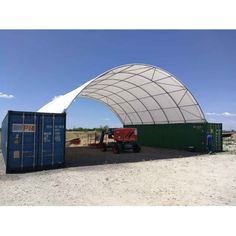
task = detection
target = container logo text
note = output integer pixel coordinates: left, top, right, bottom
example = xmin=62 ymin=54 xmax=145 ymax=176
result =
xmin=12 ymin=124 xmax=35 ymax=132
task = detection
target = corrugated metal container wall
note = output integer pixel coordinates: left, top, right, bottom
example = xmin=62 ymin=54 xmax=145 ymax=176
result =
xmin=206 ymin=123 xmax=222 ymax=152
xmin=1 ymin=111 xmax=66 ymax=173
xmin=125 ymin=123 xmax=222 ymax=153
xmin=1 ymin=113 xmax=9 ymax=165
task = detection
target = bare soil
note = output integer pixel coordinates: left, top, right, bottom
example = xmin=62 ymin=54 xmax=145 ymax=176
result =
xmin=0 ymin=146 xmax=236 ymax=206
xmin=223 ymin=132 xmax=236 ymax=154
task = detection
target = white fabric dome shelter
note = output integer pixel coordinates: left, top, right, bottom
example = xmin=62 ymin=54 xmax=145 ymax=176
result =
xmin=38 ymin=64 xmax=206 ymax=125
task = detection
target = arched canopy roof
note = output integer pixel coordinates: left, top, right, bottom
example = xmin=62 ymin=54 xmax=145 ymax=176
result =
xmin=38 ymin=64 xmax=206 ymax=125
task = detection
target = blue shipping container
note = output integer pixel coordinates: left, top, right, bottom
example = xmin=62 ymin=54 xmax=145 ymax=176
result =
xmin=1 ymin=111 xmax=66 ymax=173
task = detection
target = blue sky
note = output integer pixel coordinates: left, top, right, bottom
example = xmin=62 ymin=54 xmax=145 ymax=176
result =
xmin=0 ymin=30 xmax=236 ymax=130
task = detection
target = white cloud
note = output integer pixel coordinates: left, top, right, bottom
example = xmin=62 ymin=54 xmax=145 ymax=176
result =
xmin=206 ymin=112 xmax=236 ymax=130
xmin=0 ymin=92 xmax=14 ymax=99
xmin=206 ymin=112 xmax=236 ymax=117
xmin=206 ymin=112 xmax=217 ymax=116
xmin=103 ymin=118 xmax=110 ymax=121
xmin=222 ymin=112 xmax=236 ymax=117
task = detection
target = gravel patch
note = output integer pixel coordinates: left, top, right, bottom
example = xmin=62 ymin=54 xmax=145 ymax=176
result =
xmin=0 ymin=147 xmax=236 ymax=205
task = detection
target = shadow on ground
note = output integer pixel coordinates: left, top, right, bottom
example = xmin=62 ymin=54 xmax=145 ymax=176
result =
xmin=65 ymin=146 xmax=202 ymax=168
xmin=0 ymin=147 xmax=203 ymax=175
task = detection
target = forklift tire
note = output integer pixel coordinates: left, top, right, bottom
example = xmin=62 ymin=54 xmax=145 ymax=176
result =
xmin=113 ymin=143 xmax=120 ymax=154
xmin=133 ymin=143 xmax=141 ymax=153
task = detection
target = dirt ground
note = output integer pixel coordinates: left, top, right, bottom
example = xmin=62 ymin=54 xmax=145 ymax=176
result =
xmin=0 ymin=146 xmax=236 ymax=206
xmin=66 ymin=131 xmax=103 ymax=146
xmin=223 ymin=132 xmax=236 ymax=154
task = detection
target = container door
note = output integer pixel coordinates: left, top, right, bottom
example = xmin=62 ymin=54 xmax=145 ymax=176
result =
xmin=207 ymin=123 xmax=223 ymax=152
xmin=214 ymin=123 xmax=222 ymax=152
xmin=21 ymin=113 xmax=37 ymax=169
xmin=38 ymin=114 xmax=54 ymax=168
xmin=8 ymin=112 xmax=37 ymax=171
xmin=53 ymin=115 xmax=65 ymax=166
xmin=8 ymin=113 xmax=22 ymax=171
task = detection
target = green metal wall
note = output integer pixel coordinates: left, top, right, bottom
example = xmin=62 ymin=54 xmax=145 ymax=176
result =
xmin=125 ymin=123 xmax=222 ymax=153
xmin=206 ymin=123 xmax=222 ymax=152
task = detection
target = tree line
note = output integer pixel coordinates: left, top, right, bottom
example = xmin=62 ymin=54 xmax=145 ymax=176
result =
xmin=66 ymin=125 xmax=109 ymax=132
